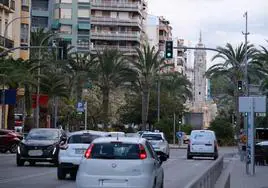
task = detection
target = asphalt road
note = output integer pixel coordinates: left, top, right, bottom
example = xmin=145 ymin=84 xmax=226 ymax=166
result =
xmin=0 ymin=148 xmax=236 ymax=188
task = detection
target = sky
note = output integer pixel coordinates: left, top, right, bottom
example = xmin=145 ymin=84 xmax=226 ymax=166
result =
xmin=148 ymin=0 xmax=268 ymax=68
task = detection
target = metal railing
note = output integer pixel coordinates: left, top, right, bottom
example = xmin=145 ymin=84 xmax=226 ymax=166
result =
xmin=91 ymin=32 xmax=141 ymax=42
xmin=91 ymin=17 xmax=142 ymax=28
xmin=0 ymin=35 xmax=14 ymax=49
xmin=184 ymin=156 xmax=224 ymax=188
xmin=91 ymin=45 xmax=137 ymax=52
xmin=91 ymin=0 xmax=142 ymax=11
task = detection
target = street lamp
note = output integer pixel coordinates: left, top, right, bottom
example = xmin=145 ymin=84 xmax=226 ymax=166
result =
xmin=36 ymin=33 xmax=58 ymax=128
xmin=3 ymin=16 xmax=31 ymax=48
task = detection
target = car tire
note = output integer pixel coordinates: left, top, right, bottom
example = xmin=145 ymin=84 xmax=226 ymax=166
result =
xmin=57 ymin=166 xmax=66 ymax=180
xmin=187 ymin=153 xmax=193 ymax=160
xmin=0 ymin=148 xmax=8 ymax=153
xmin=213 ymin=153 xmax=218 ymax=160
xmin=16 ymin=156 xmax=24 ymax=166
xmin=9 ymin=143 xmax=18 ymax=153
xmin=70 ymin=171 xmax=77 ymax=180
xmin=29 ymin=161 xmax=36 ymax=166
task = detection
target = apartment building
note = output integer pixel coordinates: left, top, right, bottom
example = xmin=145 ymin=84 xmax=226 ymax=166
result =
xmin=144 ymin=14 xmax=159 ymax=49
xmin=31 ymin=0 xmax=91 ymax=52
xmin=0 ymin=0 xmax=15 ymax=51
xmin=90 ymin=0 xmax=147 ymax=55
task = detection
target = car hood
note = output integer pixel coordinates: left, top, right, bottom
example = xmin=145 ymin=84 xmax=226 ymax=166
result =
xmin=21 ymin=139 xmax=58 ymax=146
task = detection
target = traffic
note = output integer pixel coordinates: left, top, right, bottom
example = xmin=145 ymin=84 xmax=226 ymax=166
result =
xmin=0 ymin=128 xmax=220 ymax=188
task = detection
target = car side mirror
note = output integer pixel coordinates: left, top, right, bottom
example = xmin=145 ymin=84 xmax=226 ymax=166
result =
xmin=159 ymin=153 xmax=167 ymax=163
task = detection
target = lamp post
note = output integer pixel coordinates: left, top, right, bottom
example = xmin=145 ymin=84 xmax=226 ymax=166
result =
xmin=36 ymin=33 xmax=58 ymax=128
xmin=3 ymin=16 xmax=30 ymax=48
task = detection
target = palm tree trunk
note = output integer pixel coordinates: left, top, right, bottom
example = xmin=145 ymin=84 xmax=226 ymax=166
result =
xmin=102 ymin=87 xmax=110 ymax=126
xmin=141 ymin=87 xmax=150 ymax=130
xmin=24 ymin=84 xmax=32 ymax=116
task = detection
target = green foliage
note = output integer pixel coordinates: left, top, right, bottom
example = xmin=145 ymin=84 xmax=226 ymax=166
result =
xmin=209 ymin=117 xmax=235 ymax=146
xmin=181 ymin=124 xmax=193 ymax=135
xmin=154 ymin=118 xmax=173 ymax=143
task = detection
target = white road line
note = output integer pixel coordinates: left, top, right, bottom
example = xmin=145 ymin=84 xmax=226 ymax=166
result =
xmin=0 ymin=170 xmax=55 ymax=184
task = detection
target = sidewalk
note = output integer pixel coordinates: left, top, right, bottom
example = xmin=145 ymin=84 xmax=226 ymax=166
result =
xmin=230 ymin=157 xmax=268 ymax=188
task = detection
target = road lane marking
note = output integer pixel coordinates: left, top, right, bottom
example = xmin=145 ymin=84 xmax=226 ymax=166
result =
xmin=0 ymin=170 xmax=55 ymax=184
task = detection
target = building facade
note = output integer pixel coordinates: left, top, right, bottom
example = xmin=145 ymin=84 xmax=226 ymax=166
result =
xmin=90 ymin=0 xmax=147 ymax=55
xmin=145 ymin=14 xmax=159 ymax=49
xmin=31 ymin=0 xmax=91 ymax=52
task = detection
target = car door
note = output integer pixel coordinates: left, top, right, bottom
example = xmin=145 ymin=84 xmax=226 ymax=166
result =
xmin=146 ymin=141 xmax=163 ymax=188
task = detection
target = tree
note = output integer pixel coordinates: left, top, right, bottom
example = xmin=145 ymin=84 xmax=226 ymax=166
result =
xmin=131 ymin=45 xmax=168 ymax=130
xmin=94 ymin=48 xmax=135 ymax=125
xmin=206 ymin=43 xmax=259 ymax=133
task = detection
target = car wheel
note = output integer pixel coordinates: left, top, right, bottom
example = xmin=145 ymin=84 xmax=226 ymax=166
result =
xmin=70 ymin=171 xmax=77 ymax=180
xmin=16 ymin=156 xmax=24 ymax=166
xmin=57 ymin=166 xmax=66 ymax=180
xmin=187 ymin=153 xmax=193 ymax=160
xmin=9 ymin=143 xmax=18 ymax=153
xmin=0 ymin=148 xmax=8 ymax=153
xmin=29 ymin=161 xmax=35 ymax=166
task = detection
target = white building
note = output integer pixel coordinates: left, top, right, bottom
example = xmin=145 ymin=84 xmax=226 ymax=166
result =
xmin=145 ymin=14 xmax=159 ymax=50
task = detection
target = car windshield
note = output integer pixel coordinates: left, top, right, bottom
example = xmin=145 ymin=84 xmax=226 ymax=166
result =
xmin=191 ymin=132 xmax=214 ymax=140
xmin=26 ymin=129 xmax=59 ymax=140
xmin=91 ymin=143 xmax=140 ymax=160
xmin=68 ymin=134 xmax=100 ymax=144
xmin=142 ymin=134 xmax=163 ymax=141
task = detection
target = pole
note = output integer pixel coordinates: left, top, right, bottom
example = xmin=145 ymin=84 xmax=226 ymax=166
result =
xmin=85 ymin=101 xmax=87 ymax=130
xmin=1 ymin=77 xmax=5 ymax=129
xmin=3 ymin=16 xmax=30 ymax=48
xmin=247 ymin=97 xmax=255 ymax=175
xmin=173 ymin=112 xmax=176 ymax=144
xmin=157 ymin=79 xmax=160 ymax=122
xmin=242 ymin=11 xmax=250 ymax=174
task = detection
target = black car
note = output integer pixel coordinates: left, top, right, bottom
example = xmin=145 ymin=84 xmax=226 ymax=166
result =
xmin=16 ymin=128 xmax=67 ymax=166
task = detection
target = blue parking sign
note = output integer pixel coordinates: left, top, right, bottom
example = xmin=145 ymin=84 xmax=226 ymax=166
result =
xmin=77 ymin=102 xmax=85 ymax=112
xmin=176 ymin=131 xmax=183 ymax=138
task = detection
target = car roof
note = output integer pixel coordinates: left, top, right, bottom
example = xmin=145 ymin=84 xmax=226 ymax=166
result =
xmin=69 ymin=130 xmax=109 ymax=136
xmin=142 ymin=132 xmax=164 ymax=136
xmin=191 ymin=130 xmax=214 ymax=133
xmin=92 ymin=136 xmax=146 ymax=144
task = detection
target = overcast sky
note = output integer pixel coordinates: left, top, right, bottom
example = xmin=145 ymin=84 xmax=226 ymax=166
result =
xmin=148 ymin=0 xmax=268 ymax=68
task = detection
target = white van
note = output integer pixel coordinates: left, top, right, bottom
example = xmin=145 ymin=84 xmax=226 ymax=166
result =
xmin=187 ymin=130 xmax=218 ymax=160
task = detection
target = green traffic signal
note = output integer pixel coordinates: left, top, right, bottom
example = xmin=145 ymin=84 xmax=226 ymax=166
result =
xmin=165 ymin=41 xmax=173 ymax=59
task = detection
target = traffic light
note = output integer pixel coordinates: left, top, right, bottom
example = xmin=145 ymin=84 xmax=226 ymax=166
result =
xmin=238 ymin=80 xmax=243 ymax=91
xmin=165 ymin=40 xmax=173 ymax=59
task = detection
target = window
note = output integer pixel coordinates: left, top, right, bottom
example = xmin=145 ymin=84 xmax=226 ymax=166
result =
xmin=68 ymin=134 xmax=100 ymax=144
xmin=61 ymin=0 xmax=72 ymax=3
xmin=54 ymin=9 xmax=59 ymax=19
xmin=60 ymin=25 xmax=72 ymax=34
xmin=142 ymin=134 xmax=163 ymax=141
xmin=22 ymin=0 xmax=29 ymax=6
xmin=59 ymin=9 xmax=72 ymax=19
xmin=78 ymin=0 xmax=90 ymax=2
xmin=90 ymin=143 xmax=140 ymax=160
xmin=78 ymin=9 xmax=90 ymax=18
xmin=32 ymin=0 xmax=48 ymax=11
xmin=31 ymin=17 xmax=48 ymax=28
xmin=145 ymin=141 xmax=156 ymax=159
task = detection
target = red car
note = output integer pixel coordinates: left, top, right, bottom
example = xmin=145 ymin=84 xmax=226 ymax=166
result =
xmin=0 ymin=129 xmax=23 ymax=153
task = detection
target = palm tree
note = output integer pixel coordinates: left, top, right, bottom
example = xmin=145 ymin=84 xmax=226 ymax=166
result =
xmin=206 ymin=42 xmax=259 ymax=131
xmin=131 ymin=45 xmax=168 ymax=130
xmin=94 ymin=48 xmax=135 ymax=125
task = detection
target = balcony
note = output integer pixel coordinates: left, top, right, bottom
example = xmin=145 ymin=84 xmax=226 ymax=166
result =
xmin=91 ymin=31 xmax=141 ymax=43
xmin=0 ymin=35 xmax=14 ymax=49
xmin=0 ymin=0 xmax=15 ymax=12
xmin=91 ymin=0 xmax=142 ymax=13
xmin=91 ymin=45 xmax=138 ymax=54
xmin=91 ymin=16 xmax=142 ymax=29
xmin=159 ymin=35 xmax=168 ymax=42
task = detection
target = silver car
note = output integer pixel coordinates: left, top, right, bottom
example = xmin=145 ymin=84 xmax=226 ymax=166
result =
xmin=76 ymin=137 xmax=166 ymax=188
xmin=142 ymin=132 xmax=170 ymax=158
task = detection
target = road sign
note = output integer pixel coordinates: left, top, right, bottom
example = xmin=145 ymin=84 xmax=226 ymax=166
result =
xmin=176 ymin=131 xmax=184 ymax=138
xmin=76 ymin=102 xmax=85 ymax=112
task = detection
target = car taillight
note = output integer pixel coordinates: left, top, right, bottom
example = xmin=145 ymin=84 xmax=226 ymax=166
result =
xmin=59 ymin=144 xmax=68 ymax=150
xmin=85 ymin=144 xmax=94 ymax=159
xmin=139 ymin=144 xmax=147 ymax=160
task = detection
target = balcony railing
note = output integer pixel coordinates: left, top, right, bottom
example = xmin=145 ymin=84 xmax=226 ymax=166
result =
xmin=92 ymin=45 xmax=137 ymax=52
xmin=91 ymin=31 xmax=141 ymax=42
xmin=91 ymin=16 xmax=142 ymax=28
xmin=0 ymin=35 xmax=14 ymax=49
xmin=0 ymin=0 xmax=15 ymax=11
xmin=91 ymin=0 xmax=142 ymax=12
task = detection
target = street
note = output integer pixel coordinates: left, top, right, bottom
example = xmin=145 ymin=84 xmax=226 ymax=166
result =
xmin=0 ymin=148 xmax=235 ymax=188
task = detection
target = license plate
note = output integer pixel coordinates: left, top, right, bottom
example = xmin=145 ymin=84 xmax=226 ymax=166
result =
xmin=28 ymin=150 xmax=43 ymax=156
xmin=75 ymin=149 xmax=86 ymax=154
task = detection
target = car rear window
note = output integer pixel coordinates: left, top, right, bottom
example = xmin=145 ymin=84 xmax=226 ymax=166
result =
xmin=68 ymin=134 xmax=100 ymax=144
xmin=142 ymin=134 xmax=162 ymax=141
xmin=191 ymin=132 xmax=214 ymax=140
xmin=91 ymin=143 xmax=140 ymax=160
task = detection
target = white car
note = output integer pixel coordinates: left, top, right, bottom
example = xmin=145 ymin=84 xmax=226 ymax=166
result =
xmin=57 ymin=130 xmax=108 ymax=180
xmin=76 ymin=137 xmax=166 ymax=188
xmin=187 ymin=130 xmax=218 ymax=160
xmin=141 ymin=132 xmax=170 ymax=158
